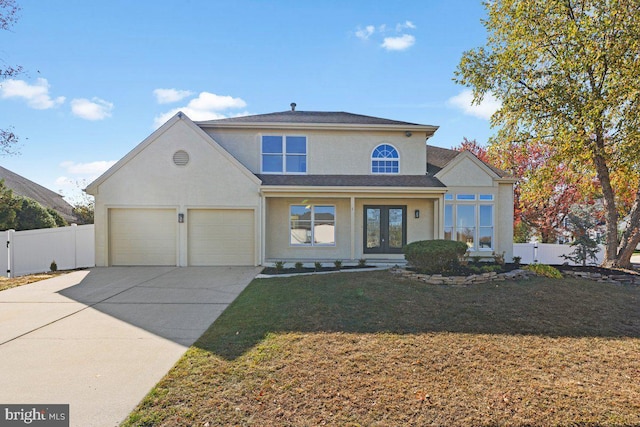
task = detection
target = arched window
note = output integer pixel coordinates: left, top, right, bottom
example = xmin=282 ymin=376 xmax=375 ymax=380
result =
xmin=371 ymin=144 xmax=399 ymax=174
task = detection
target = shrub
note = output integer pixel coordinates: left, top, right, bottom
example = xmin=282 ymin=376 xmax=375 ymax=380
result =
xmin=274 ymin=261 xmax=285 ymax=272
xmin=403 ymin=240 xmax=468 ymax=274
xmin=334 ymin=260 xmax=342 ymax=270
xmin=481 ymin=264 xmax=502 ymax=273
xmin=512 ymin=256 xmax=522 ymax=268
xmin=50 ymin=260 xmax=57 ymax=272
xmin=314 ymin=261 xmax=322 ymax=271
xmin=492 ymin=251 xmax=505 ymax=266
xmin=294 ymin=261 xmax=304 ymax=270
xmin=358 ymin=258 xmax=367 ymax=268
xmin=524 ymin=263 xmax=563 ymax=278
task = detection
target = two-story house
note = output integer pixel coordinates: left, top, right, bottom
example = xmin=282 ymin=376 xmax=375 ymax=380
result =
xmin=85 ymin=107 xmax=515 ymax=266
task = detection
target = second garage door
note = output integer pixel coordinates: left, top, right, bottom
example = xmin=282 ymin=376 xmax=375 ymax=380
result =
xmin=188 ymin=209 xmax=255 ymax=266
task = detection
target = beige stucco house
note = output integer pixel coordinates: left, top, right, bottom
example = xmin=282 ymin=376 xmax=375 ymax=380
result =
xmin=85 ymin=108 xmax=515 ymax=267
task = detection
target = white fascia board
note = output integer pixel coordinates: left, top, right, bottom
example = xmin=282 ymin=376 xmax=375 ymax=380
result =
xmin=198 ymin=121 xmax=439 ymax=136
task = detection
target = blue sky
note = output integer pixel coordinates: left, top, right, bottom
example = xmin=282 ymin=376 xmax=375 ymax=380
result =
xmin=0 ymin=0 xmax=499 ymax=202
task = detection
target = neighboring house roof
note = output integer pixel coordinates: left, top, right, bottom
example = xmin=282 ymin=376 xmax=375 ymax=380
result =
xmin=426 ymin=145 xmax=510 ymax=178
xmin=257 ymin=174 xmax=445 ymax=188
xmin=197 ymin=110 xmax=439 ymax=135
xmin=0 ymin=165 xmax=76 ymax=223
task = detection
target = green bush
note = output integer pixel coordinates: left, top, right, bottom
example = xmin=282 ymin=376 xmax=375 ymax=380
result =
xmin=314 ymin=261 xmax=322 ymax=271
xmin=403 ymin=240 xmax=468 ymax=274
xmin=358 ymin=258 xmax=367 ymax=268
xmin=274 ymin=261 xmax=285 ymax=272
xmin=294 ymin=262 xmax=304 ymax=270
xmin=481 ymin=265 xmax=502 ymax=273
xmin=524 ymin=264 xmax=563 ymax=278
xmin=334 ymin=260 xmax=342 ymax=270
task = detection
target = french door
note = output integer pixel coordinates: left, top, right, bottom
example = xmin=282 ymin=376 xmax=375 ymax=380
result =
xmin=364 ymin=206 xmax=407 ymax=254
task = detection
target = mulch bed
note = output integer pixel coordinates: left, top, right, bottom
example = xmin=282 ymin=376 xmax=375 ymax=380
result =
xmin=261 ymin=265 xmax=376 ymax=275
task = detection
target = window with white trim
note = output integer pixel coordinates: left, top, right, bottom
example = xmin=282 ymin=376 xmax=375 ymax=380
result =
xmin=290 ymin=205 xmax=336 ymax=246
xmin=444 ymin=194 xmax=494 ymax=250
xmin=262 ymin=135 xmax=307 ymax=174
xmin=371 ymin=144 xmax=399 ymax=174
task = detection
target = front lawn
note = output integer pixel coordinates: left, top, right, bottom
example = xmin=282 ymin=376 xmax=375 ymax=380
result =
xmin=123 ymin=271 xmax=640 ymax=426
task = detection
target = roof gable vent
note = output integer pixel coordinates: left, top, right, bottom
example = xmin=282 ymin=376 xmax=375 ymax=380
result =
xmin=172 ymin=150 xmax=190 ymax=166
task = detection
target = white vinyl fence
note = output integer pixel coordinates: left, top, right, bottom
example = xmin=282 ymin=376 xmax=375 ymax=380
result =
xmin=0 ymin=224 xmax=95 ymax=277
xmin=513 ymin=243 xmax=604 ymax=266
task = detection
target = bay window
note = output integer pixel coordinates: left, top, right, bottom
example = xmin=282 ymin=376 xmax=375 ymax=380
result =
xmin=443 ymin=194 xmax=494 ymax=250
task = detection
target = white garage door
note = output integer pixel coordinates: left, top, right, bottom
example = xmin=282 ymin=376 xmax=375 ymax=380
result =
xmin=188 ymin=209 xmax=254 ymax=266
xmin=109 ymin=208 xmax=177 ymax=266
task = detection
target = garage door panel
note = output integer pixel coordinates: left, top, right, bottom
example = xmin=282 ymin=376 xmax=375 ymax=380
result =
xmin=110 ymin=209 xmax=177 ymax=266
xmin=188 ymin=209 xmax=254 ymax=266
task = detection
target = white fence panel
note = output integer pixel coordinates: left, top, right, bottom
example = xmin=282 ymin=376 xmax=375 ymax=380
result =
xmin=513 ymin=243 xmax=604 ymax=266
xmin=2 ymin=224 xmax=95 ymax=277
xmin=0 ymin=230 xmax=7 ymax=276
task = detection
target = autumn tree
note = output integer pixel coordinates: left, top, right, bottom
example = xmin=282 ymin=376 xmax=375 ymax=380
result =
xmin=454 ymin=137 xmax=597 ymax=243
xmin=0 ymin=0 xmax=22 ymax=155
xmin=455 ymin=0 xmax=640 ymax=268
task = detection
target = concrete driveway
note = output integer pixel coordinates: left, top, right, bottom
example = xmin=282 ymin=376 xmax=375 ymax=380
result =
xmin=0 ymin=266 xmax=260 ymax=427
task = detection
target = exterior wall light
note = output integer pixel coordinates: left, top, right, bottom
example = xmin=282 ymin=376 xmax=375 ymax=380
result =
xmin=178 ymin=213 xmax=184 ymax=223
xmin=414 ymin=209 xmax=420 ymax=219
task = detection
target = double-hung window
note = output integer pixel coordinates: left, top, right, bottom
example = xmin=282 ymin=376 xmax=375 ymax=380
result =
xmin=290 ymin=205 xmax=336 ymax=246
xmin=443 ymin=194 xmax=494 ymax=250
xmin=262 ymin=135 xmax=307 ymax=174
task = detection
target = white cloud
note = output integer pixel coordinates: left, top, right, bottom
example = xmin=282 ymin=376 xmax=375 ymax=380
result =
xmin=0 ymin=78 xmax=65 ymax=109
xmin=70 ymin=97 xmax=114 ymax=120
xmin=60 ymin=160 xmax=117 ymax=176
xmin=447 ymin=89 xmax=502 ymax=120
xmin=355 ymin=25 xmax=375 ymax=40
xmin=153 ymin=88 xmax=194 ymax=104
xmin=56 ymin=160 xmax=117 ymax=203
xmin=355 ymin=21 xmax=417 ymax=51
xmin=153 ymin=92 xmax=247 ymax=128
xmin=396 ymin=20 xmax=416 ymax=31
xmin=381 ymin=34 xmax=416 ymax=51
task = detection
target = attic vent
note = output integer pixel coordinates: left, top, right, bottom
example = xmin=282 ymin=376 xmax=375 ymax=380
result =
xmin=172 ymin=150 xmax=190 ymax=166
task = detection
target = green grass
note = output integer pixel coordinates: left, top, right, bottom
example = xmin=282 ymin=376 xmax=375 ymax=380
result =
xmin=122 ymin=271 xmax=640 ymax=426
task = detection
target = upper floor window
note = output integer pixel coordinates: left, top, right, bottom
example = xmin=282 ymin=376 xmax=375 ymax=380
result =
xmin=371 ymin=144 xmax=399 ymax=174
xmin=262 ymin=135 xmax=307 ymax=174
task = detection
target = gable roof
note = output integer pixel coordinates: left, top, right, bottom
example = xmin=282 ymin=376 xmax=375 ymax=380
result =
xmin=197 ymin=110 xmax=438 ymax=135
xmin=426 ymin=145 xmax=510 ymax=178
xmin=0 ymin=165 xmax=76 ymax=223
xmin=85 ymin=112 xmax=261 ymax=194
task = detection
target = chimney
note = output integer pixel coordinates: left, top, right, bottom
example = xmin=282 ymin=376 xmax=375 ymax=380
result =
xmin=290 ymin=102 xmax=297 ymax=111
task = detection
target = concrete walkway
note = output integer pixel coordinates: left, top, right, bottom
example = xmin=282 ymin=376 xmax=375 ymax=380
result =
xmin=0 ymin=266 xmax=260 ymax=427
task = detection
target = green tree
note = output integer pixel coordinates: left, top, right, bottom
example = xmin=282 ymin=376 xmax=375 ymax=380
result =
xmin=0 ymin=179 xmax=18 ymax=229
xmin=561 ymin=204 xmax=603 ymax=266
xmin=46 ymin=208 xmax=68 ymax=227
xmin=72 ymin=200 xmax=94 ymax=225
xmin=14 ymin=197 xmax=56 ymax=230
xmin=455 ymin=0 xmax=640 ymax=268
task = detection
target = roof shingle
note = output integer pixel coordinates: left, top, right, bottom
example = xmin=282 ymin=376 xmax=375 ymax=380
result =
xmin=0 ymin=165 xmax=76 ymax=223
xmin=197 ymin=110 xmax=435 ymax=127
